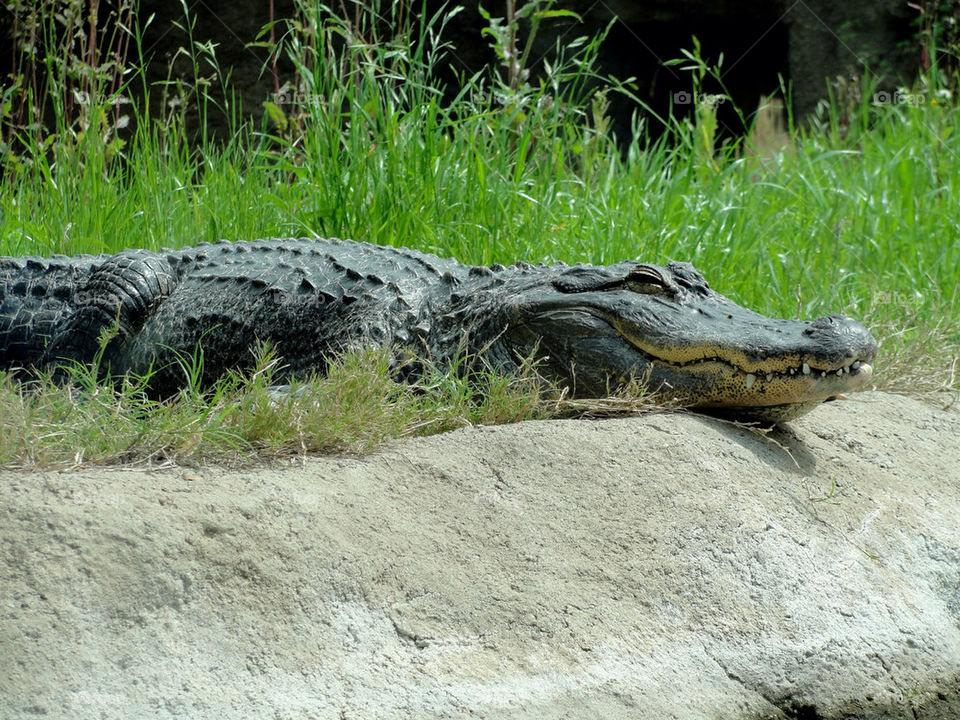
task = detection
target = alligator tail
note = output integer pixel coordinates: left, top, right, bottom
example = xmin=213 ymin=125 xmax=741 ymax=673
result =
xmin=0 ymin=255 xmax=99 ymax=372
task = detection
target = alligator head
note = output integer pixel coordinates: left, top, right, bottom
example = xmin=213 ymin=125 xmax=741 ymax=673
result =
xmin=498 ymin=261 xmax=878 ymax=422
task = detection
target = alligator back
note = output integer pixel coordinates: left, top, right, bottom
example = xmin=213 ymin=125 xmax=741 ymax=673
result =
xmin=0 ymin=255 xmax=101 ymax=371
xmin=107 ymin=238 xmax=469 ymax=389
xmin=0 ymin=238 xmax=476 ymax=389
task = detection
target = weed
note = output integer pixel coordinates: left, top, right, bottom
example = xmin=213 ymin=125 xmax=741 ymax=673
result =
xmin=809 ymin=475 xmax=846 ymax=504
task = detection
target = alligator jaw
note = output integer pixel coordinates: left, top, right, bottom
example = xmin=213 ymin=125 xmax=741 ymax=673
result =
xmin=618 ymin=335 xmax=876 ymax=421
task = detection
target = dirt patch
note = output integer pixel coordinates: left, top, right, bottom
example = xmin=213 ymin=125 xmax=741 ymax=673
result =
xmin=2 ymin=391 xmax=959 ymax=719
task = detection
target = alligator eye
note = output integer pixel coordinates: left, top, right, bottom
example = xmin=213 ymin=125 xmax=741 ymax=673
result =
xmin=624 ymin=266 xmax=672 ymax=295
xmin=626 ymin=280 xmax=667 ymax=294
xmin=552 ymin=264 xmax=675 ymax=295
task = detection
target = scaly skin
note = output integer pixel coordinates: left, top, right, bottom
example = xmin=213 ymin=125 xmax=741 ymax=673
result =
xmin=0 ymin=238 xmax=878 ymax=422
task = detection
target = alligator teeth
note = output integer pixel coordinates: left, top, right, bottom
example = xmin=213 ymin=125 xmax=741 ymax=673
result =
xmin=732 ymin=360 xmax=865 ymax=381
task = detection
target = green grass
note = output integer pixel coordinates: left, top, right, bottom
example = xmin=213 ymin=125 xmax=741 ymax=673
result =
xmin=0 ymin=1 xmax=957 ymax=465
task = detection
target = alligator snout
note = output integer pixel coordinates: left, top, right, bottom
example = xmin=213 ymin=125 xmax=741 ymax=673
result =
xmin=803 ymin=314 xmax=878 ymax=364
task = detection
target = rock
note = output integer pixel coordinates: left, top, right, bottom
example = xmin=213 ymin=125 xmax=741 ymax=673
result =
xmin=1 ymin=391 xmax=958 ymax=719
xmin=783 ymin=0 xmax=916 ymax=119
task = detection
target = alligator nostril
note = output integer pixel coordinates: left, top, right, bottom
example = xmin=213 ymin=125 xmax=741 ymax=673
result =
xmin=810 ymin=315 xmax=841 ymax=329
xmin=807 ymin=315 xmax=861 ymax=335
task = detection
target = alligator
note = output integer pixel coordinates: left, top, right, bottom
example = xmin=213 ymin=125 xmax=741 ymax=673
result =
xmin=0 ymin=237 xmax=877 ymax=422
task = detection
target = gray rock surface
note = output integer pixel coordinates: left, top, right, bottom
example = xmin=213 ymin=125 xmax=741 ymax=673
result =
xmin=2 ymin=390 xmax=959 ymax=719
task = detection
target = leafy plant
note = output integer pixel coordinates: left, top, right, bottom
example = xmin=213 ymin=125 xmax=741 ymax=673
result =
xmin=2 ymin=0 xmax=139 ymax=162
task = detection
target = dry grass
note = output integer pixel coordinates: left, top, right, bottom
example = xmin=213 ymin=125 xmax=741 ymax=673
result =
xmin=0 ymin=348 xmax=551 ymax=468
xmin=745 ymin=94 xmax=793 ymax=162
xmin=870 ymin=321 xmax=960 ymax=411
